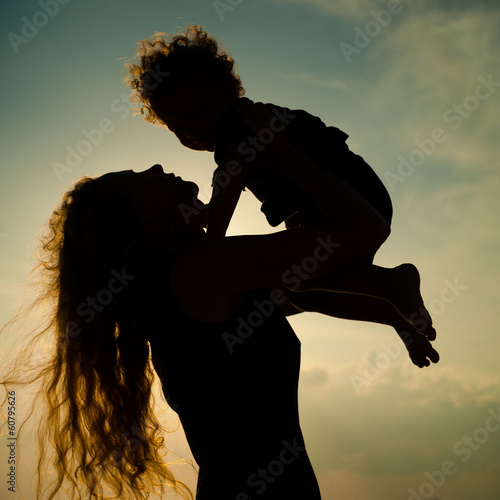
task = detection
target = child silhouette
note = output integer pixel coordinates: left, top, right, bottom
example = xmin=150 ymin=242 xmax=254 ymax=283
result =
xmin=127 ymin=25 xmax=439 ymax=368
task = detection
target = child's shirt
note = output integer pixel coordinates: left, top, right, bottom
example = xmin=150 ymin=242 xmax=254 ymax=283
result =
xmin=213 ymin=98 xmax=393 ymax=227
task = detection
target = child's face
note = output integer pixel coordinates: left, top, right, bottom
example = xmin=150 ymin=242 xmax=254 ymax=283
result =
xmin=150 ymin=74 xmax=237 ymax=152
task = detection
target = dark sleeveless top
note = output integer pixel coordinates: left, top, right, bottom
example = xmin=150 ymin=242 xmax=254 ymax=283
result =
xmin=141 ymin=272 xmax=321 ymax=499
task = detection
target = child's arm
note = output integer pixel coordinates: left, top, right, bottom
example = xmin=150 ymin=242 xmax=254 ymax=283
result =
xmin=206 ymin=150 xmax=248 ymax=238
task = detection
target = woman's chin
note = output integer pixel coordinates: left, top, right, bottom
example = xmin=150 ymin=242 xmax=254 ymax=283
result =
xmin=184 ymin=140 xmax=213 ymax=152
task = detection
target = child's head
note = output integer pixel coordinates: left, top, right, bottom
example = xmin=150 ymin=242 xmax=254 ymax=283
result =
xmin=127 ymin=25 xmax=244 ymax=151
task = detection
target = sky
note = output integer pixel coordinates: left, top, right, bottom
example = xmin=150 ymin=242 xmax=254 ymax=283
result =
xmin=1 ymin=0 xmax=499 ymax=498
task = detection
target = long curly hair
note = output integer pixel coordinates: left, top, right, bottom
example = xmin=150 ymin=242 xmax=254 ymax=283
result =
xmin=0 ymin=175 xmax=193 ymax=499
xmin=127 ymin=24 xmax=245 ymax=125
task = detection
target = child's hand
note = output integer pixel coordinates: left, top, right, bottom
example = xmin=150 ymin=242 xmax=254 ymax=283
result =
xmin=237 ymin=101 xmax=296 ymax=166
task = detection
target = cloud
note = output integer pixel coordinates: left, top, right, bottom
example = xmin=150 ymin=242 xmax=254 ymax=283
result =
xmin=299 ymin=361 xmax=500 ymax=476
xmin=394 ymin=171 xmax=500 ymax=246
xmin=382 ymin=171 xmax=500 ymax=332
xmin=276 ymin=0 xmax=499 ymax=22
xmin=274 ymin=71 xmax=348 ymax=91
xmin=301 ymin=365 xmax=329 ymax=386
xmin=365 ymin=6 xmax=500 ymax=173
xmin=275 ymin=0 xmax=395 ymax=19
xmin=295 ymin=73 xmax=345 ymax=90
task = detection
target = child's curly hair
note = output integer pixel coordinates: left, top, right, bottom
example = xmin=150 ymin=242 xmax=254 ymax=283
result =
xmin=127 ymin=25 xmax=245 ymax=125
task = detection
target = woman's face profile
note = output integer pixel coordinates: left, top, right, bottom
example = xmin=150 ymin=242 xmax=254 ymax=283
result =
xmin=101 ymin=165 xmax=207 ymax=231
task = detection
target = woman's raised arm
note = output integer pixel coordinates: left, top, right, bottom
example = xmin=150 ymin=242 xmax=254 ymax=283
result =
xmin=172 ymin=178 xmax=388 ymax=302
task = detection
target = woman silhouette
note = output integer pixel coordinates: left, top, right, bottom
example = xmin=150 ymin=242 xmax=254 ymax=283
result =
xmin=1 ymin=130 xmax=389 ymax=499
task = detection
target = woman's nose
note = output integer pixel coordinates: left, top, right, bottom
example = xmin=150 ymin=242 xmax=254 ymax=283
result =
xmin=143 ymin=164 xmax=164 ymax=175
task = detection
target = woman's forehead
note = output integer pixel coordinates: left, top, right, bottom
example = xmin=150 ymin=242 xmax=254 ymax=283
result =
xmin=100 ymin=170 xmax=134 ymax=180
xmin=96 ymin=170 xmax=137 ymax=196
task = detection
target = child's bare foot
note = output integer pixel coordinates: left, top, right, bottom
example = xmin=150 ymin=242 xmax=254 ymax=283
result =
xmin=397 ymin=324 xmax=440 ymax=368
xmin=389 ymin=264 xmax=436 ymax=340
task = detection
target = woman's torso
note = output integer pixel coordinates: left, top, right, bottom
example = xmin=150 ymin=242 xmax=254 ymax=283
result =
xmin=142 ymin=266 xmax=321 ymax=499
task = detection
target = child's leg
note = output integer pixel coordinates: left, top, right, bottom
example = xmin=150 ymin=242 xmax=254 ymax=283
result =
xmin=285 ymin=289 xmax=439 ymax=368
xmin=294 ymin=261 xmax=436 ymax=340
